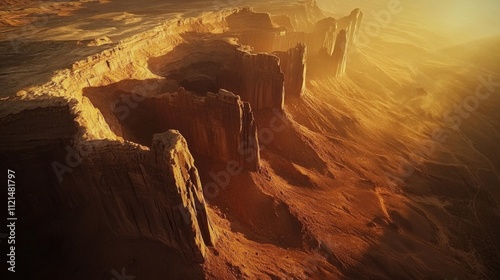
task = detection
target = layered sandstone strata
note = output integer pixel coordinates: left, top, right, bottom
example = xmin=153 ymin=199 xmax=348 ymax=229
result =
xmin=0 ymin=95 xmax=217 ymax=262
xmin=273 ymin=43 xmax=307 ymax=98
xmin=80 ymin=130 xmax=216 ymax=262
xmin=121 ymin=88 xmax=261 ymax=171
xmin=340 ymin=8 xmax=363 ymax=46
xmin=0 ymin=4 xmax=362 ymax=269
xmin=218 ymin=49 xmax=285 ymax=111
xmin=226 ymin=7 xmax=285 ymax=53
xmin=311 ymin=17 xmax=337 ymax=56
xmin=331 ymin=29 xmax=348 ymax=77
xmin=248 ymin=6 xmax=363 ymax=78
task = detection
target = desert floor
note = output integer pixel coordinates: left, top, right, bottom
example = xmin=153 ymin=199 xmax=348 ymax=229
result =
xmin=1 ymin=0 xmax=499 ymax=279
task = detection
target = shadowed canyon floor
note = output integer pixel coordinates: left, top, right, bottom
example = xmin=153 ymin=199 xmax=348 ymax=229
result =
xmin=1 ymin=0 xmax=499 ymax=279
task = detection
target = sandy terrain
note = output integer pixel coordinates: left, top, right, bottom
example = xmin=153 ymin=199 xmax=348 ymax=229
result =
xmin=1 ymin=0 xmax=499 ymax=279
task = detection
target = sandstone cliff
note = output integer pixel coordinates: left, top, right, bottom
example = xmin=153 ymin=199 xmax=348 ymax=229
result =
xmin=80 ymin=131 xmax=216 ymax=262
xmin=218 ymin=49 xmax=285 ymax=111
xmin=226 ymin=7 xmax=285 ymax=53
xmin=312 ymin=17 xmax=337 ymax=56
xmin=273 ymin=43 xmax=307 ymax=98
xmin=0 ymin=5 xmax=363 ymax=274
xmin=331 ymin=29 xmax=348 ymax=77
xmin=335 ymin=9 xmax=363 ymax=47
xmin=118 ymin=88 xmax=260 ymax=171
xmin=348 ymin=9 xmax=363 ymax=46
xmin=0 ymin=96 xmax=217 ymax=262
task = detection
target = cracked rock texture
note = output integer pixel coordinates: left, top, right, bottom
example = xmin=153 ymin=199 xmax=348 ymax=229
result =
xmin=122 ymin=88 xmax=261 ymax=171
xmin=80 ymin=130 xmax=216 ymax=262
xmin=273 ymin=43 xmax=307 ymax=98
xmin=218 ymin=49 xmax=285 ymax=111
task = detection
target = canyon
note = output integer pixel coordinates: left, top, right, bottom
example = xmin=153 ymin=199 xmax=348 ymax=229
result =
xmin=0 ymin=2 xmax=363 ymax=274
xmin=1 ymin=0 xmax=499 ymax=279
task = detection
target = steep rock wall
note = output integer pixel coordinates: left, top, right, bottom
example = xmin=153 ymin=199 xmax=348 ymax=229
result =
xmin=331 ymin=29 xmax=348 ymax=77
xmin=0 ymin=99 xmax=78 ymax=150
xmin=311 ymin=17 xmax=337 ymax=56
xmin=348 ymin=8 xmax=363 ymax=46
xmin=337 ymin=8 xmax=363 ymax=47
xmin=0 ymin=98 xmax=217 ymax=262
xmin=255 ymin=0 xmax=326 ymax=32
xmin=226 ymin=7 xmax=285 ymax=53
xmin=273 ymin=43 xmax=307 ymax=98
xmin=80 ymin=131 xmax=216 ymax=262
xmin=121 ymin=89 xmax=261 ymax=171
xmin=218 ymin=49 xmax=285 ymax=111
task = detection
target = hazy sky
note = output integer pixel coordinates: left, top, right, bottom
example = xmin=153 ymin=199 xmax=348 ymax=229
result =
xmin=316 ymin=0 xmax=500 ymax=41
xmin=414 ymin=0 xmax=500 ymax=37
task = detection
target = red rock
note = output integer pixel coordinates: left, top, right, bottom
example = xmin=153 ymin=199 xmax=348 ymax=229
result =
xmin=127 ymin=88 xmax=261 ymax=171
xmin=79 ymin=130 xmax=216 ymax=262
xmin=273 ymin=43 xmax=307 ymax=98
xmin=218 ymin=49 xmax=285 ymax=111
xmin=332 ymin=29 xmax=348 ymax=77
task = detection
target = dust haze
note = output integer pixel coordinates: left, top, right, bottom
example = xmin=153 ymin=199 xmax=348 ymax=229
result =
xmin=0 ymin=0 xmax=499 ymax=279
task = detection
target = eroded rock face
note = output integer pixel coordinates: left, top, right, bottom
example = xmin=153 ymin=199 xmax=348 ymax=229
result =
xmin=335 ymin=8 xmax=363 ymax=46
xmin=312 ymin=17 xmax=337 ymax=56
xmin=119 ymin=88 xmax=260 ymax=171
xmin=256 ymin=0 xmax=326 ymax=32
xmin=331 ymin=29 xmax=348 ymax=77
xmin=0 ymin=5 xmax=363 ymax=272
xmin=273 ymin=43 xmax=307 ymax=98
xmin=80 ymin=130 xmax=215 ymax=262
xmin=218 ymin=49 xmax=285 ymax=111
xmin=228 ymin=7 xmax=363 ymax=79
xmin=348 ymin=9 xmax=363 ymax=46
xmin=226 ymin=7 xmax=285 ymax=53
xmin=0 ymin=99 xmax=78 ymax=150
xmin=0 ymin=97 xmax=217 ymax=263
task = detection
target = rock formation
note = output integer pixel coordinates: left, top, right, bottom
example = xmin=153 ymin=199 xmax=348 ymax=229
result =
xmin=233 ymin=7 xmax=362 ymax=78
xmin=311 ymin=17 xmax=337 ymax=56
xmin=0 ymin=96 xmax=217 ymax=262
xmin=331 ymin=29 xmax=348 ymax=77
xmin=255 ymin=0 xmax=326 ymax=32
xmin=120 ymin=88 xmax=260 ymax=171
xmin=336 ymin=8 xmax=363 ymax=47
xmin=218 ymin=49 xmax=285 ymax=111
xmin=79 ymin=131 xmax=216 ymax=262
xmin=226 ymin=7 xmax=285 ymax=53
xmin=0 ymin=99 xmax=78 ymax=150
xmin=273 ymin=43 xmax=307 ymax=98
xmin=348 ymin=8 xmax=363 ymax=46
xmin=0 ymin=5 xmax=364 ymax=275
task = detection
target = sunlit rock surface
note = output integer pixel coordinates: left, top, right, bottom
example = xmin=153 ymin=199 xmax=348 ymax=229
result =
xmin=2 ymin=1 xmax=498 ymax=279
xmin=273 ymin=43 xmax=307 ymax=98
xmin=218 ymin=49 xmax=285 ymax=111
